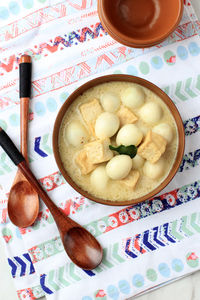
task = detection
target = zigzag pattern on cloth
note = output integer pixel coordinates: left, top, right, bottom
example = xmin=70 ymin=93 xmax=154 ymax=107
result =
xmin=0 ymin=0 xmax=97 ymax=43
xmin=0 ymin=22 xmax=107 ymax=76
xmin=8 ymin=253 xmax=35 ymax=278
xmin=125 ymin=212 xmax=200 ymax=258
xmin=164 ymin=75 xmax=200 ymax=102
xmin=0 ymin=20 xmax=199 ymax=104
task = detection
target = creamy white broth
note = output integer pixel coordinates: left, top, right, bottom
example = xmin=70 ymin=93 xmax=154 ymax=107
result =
xmin=59 ymin=81 xmax=178 ymax=202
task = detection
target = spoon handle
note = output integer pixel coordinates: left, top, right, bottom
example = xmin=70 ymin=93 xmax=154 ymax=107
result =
xmin=19 ymin=55 xmax=32 ymax=162
xmin=0 ymin=128 xmax=24 ymax=165
xmin=0 ymin=127 xmax=77 ymax=231
xmin=19 ymin=160 xmax=69 ymax=228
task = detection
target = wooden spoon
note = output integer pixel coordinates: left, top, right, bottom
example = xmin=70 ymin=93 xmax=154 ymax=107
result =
xmin=0 ymin=128 xmax=103 ymax=270
xmin=8 ymin=55 xmax=39 ymax=228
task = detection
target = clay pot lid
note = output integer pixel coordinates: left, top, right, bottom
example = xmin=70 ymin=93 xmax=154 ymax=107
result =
xmin=98 ymin=0 xmax=184 ymax=48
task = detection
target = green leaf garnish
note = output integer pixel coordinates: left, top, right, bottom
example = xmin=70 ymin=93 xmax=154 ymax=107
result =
xmin=109 ymin=144 xmax=137 ymax=158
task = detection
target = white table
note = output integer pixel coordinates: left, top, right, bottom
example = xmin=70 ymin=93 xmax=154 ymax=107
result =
xmin=0 ymin=1 xmax=200 ymax=299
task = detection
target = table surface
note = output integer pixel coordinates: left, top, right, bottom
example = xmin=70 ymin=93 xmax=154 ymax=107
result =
xmin=0 ymin=1 xmax=200 ymax=300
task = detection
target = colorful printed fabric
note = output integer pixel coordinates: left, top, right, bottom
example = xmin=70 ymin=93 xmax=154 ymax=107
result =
xmin=1 ymin=1 xmax=200 ymax=300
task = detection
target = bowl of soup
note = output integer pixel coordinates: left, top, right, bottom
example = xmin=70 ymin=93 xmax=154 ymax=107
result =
xmin=53 ymin=75 xmax=185 ymax=206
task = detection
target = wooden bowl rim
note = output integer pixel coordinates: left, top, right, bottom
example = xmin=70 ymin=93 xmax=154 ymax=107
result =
xmin=97 ymin=0 xmax=184 ymax=48
xmin=52 ymin=74 xmax=185 ymax=206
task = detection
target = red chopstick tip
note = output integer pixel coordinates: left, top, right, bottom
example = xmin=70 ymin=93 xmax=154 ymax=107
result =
xmin=19 ymin=55 xmax=31 ymax=64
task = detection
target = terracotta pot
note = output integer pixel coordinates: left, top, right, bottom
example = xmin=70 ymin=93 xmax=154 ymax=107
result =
xmin=53 ymin=75 xmax=185 ymax=206
xmin=98 ymin=0 xmax=184 ymax=48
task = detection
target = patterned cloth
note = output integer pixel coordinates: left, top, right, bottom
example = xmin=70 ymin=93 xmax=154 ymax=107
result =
xmin=0 ymin=0 xmax=200 ymax=299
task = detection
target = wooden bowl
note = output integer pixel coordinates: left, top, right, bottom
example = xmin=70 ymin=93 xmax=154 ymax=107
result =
xmin=53 ymin=75 xmax=185 ymax=206
xmin=98 ymin=0 xmax=184 ymax=48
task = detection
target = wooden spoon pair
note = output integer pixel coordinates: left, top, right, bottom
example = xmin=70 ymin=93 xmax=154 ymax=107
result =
xmin=2 ymin=55 xmax=102 ymax=270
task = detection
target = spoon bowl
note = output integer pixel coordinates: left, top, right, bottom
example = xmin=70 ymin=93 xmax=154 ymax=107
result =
xmin=63 ymin=227 xmax=103 ymax=270
xmin=8 ymin=180 xmax=39 ymax=228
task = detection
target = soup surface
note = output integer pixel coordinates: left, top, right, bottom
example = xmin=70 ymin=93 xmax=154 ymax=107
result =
xmin=59 ymin=81 xmax=178 ymax=202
